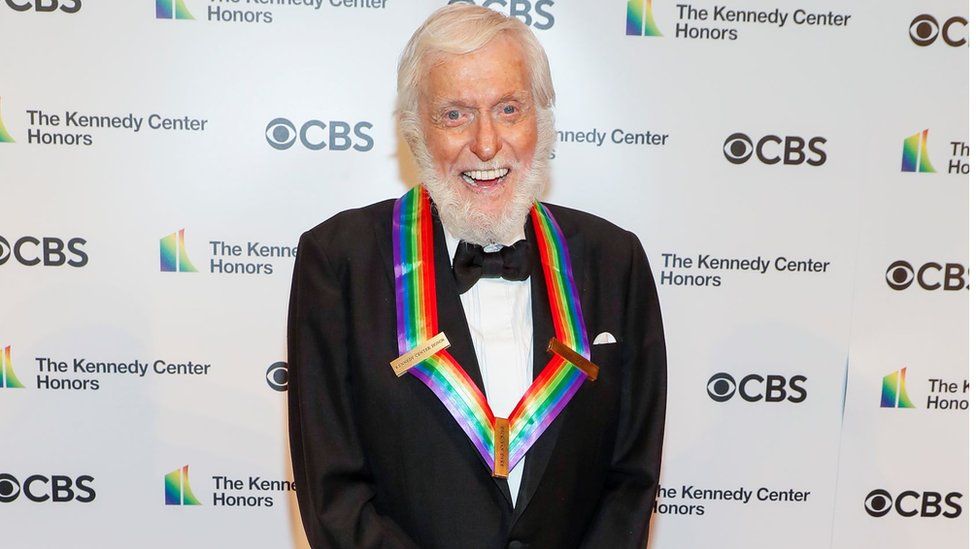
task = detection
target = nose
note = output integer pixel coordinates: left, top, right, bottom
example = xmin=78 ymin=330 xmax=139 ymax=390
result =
xmin=470 ymin=114 xmax=501 ymax=162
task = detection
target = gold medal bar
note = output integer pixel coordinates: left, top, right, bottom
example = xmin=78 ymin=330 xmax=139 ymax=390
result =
xmin=389 ymin=332 xmax=451 ymax=377
xmin=493 ymin=418 xmax=510 ymax=479
xmin=547 ymin=338 xmax=600 ymax=381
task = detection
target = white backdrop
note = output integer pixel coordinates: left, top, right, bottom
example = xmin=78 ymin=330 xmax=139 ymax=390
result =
xmin=0 ymin=0 xmax=968 ymax=547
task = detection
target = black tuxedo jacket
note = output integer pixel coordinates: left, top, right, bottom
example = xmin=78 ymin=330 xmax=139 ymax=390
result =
xmin=288 ymin=197 xmax=667 ymax=549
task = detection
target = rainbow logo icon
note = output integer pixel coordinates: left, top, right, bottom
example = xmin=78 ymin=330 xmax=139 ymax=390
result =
xmin=901 ymin=129 xmax=936 ymax=173
xmin=164 ymin=465 xmax=202 ymax=505
xmin=0 ymin=97 xmax=14 ymax=143
xmin=156 ymin=0 xmax=194 ymax=20
xmin=160 ymin=229 xmax=198 ymax=273
xmin=880 ymin=367 xmax=914 ymax=409
xmin=1 ymin=346 xmax=25 ymax=389
xmin=626 ymin=0 xmax=663 ymax=37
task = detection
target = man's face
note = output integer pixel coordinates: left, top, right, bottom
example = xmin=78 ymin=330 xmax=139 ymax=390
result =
xmin=418 ymin=34 xmax=539 ymax=222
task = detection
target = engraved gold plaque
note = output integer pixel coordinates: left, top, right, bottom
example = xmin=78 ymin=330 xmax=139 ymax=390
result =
xmin=493 ymin=418 xmax=510 ymax=479
xmin=389 ymin=332 xmax=451 ymax=377
xmin=547 ymin=338 xmax=600 ymax=381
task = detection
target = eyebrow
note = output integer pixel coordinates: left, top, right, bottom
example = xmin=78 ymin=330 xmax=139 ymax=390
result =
xmin=430 ymin=91 xmax=532 ymax=111
xmin=496 ymin=92 xmax=531 ymax=104
xmin=431 ymin=99 xmax=474 ymax=111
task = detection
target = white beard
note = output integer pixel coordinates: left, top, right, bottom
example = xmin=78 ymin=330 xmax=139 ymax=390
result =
xmin=418 ymin=131 xmax=552 ymax=247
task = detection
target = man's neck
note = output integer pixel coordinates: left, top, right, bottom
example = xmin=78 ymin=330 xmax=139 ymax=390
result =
xmin=444 ymin=226 xmax=527 ymax=262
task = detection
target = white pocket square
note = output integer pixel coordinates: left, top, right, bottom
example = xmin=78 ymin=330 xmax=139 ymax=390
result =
xmin=593 ymin=332 xmax=617 ymax=345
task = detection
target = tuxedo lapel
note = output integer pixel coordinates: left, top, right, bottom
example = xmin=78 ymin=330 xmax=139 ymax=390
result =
xmin=429 ymin=212 xmax=486 ymax=395
xmin=374 ymin=198 xmax=487 ymax=394
xmin=374 ymin=213 xmax=395 ymax=290
xmin=513 ymin=208 xmax=587 ymax=521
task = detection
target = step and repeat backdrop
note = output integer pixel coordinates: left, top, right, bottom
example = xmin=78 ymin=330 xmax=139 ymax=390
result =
xmin=0 ymin=0 xmax=968 ymax=547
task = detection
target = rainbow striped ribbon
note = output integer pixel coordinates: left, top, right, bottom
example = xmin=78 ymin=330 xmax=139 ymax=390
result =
xmin=392 ymin=186 xmax=593 ymax=473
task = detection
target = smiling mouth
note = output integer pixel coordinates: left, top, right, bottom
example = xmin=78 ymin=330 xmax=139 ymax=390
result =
xmin=460 ymin=168 xmax=510 ymax=190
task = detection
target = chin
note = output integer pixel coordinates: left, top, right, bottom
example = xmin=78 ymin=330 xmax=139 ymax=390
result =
xmin=425 ymin=167 xmax=540 ymax=246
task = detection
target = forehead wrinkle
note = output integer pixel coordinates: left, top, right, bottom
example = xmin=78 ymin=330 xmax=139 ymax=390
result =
xmin=422 ymin=37 xmax=533 ymax=110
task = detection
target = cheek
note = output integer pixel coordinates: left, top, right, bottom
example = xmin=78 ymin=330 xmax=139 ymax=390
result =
xmin=509 ymin=125 xmax=538 ymax=164
xmin=425 ymin=131 xmax=467 ymax=173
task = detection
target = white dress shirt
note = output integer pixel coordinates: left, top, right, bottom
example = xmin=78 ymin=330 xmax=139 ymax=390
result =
xmin=444 ymin=228 xmax=533 ymax=505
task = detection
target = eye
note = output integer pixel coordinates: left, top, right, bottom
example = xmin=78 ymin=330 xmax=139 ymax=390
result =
xmin=265 ymin=118 xmax=296 ymax=150
xmin=266 ymin=362 xmax=289 ymax=391
xmin=440 ymin=109 xmax=468 ymax=127
xmin=503 ymin=105 xmax=516 ymax=115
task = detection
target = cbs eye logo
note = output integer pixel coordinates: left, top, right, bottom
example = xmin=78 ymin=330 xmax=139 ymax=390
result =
xmin=706 ymin=373 xmax=738 ymax=402
xmin=0 ymin=235 xmax=88 ymax=267
xmin=0 ymin=473 xmax=96 ymax=503
xmin=0 ymin=474 xmax=18 ymax=502
xmin=3 ymin=0 xmax=81 ymax=13
xmin=885 ymin=260 xmax=968 ymax=291
xmin=910 ymin=14 xmax=968 ymax=47
xmin=265 ymin=118 xmax=374 ymax=152
xmin=706 ymin=372 xmax=807 ymax=403
xmin=864 ymin=489 xmax=963 ymax=518
xmin=266 ymin=118 xmax=296 ymax=150
xmin=265 ymin=361 xmax=288 ymax=392
xmin=723 ymin=133 xmax=827 ymax=166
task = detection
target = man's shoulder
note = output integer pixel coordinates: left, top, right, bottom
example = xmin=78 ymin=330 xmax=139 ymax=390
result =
xmin=542 ymin=202 xmax=639 ymax=258
xmin=300 ymin=198 xmax=396 ymax=253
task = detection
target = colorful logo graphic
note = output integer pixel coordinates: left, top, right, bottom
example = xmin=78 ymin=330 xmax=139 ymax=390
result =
xmin=164 ymin=465 xmax=201 ymax=505
xmin=880 ymin=367 xmax=914 ymax=408
xmin=160 ymin=229 xmax=198 ymax=273
xmin=0 ymin=98 xmax=14 ymax=144
xmin=1 ymin=346 xmax=25 ymax=389
xmin=156 ymin=0 xmax=194 ymax=20
xmin=902 ymin=129 xmax=936 ymax=173
xmin=626 ymin=0 xmax=662 ymax=37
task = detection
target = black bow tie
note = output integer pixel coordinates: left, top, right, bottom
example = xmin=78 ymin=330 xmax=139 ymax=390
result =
xmin=452 ymin=240 xmax=531 ymax=294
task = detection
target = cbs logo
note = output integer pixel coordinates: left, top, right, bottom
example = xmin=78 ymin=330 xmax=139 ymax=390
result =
xmin=864 ymin=489 xmax=963 ymax=518
xmin=885 ymin=260 xmax=968 ymax=291
xmin=910 ymin=14 xmax=968 ymax=47
xmin=0 ymin=473 xmax=95 ymax=503
xmin=266 ymin=361 xmax=288 ymax=392
xmin=447 ymin=0 xmax=555 ymax=30
xmin=723 ymin=133 xmax=827 ymax=166
xmin=4 ymin=0 xmax=80 ymax=12
xmin=265 ymin=118 xmax=374 ymax=152
xmin=706 ymin=372 xmax=807 ymax=403
xmin=0 ymin=236 xmax=88 ymax=267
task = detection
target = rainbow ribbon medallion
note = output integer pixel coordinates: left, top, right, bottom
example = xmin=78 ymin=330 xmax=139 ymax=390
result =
xmin=391 ymin=186 xmax=597 ymax=477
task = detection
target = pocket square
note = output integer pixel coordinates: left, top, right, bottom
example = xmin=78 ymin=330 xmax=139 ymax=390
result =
xmin=593 ymin=332 xmax=617 ymax=345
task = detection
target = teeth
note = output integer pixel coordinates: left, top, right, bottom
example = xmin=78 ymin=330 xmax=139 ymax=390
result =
xmin=462 ymin=168 xmax=510 ymax=182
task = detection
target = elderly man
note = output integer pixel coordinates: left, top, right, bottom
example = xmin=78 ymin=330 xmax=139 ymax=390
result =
xmin=288 ymin=5 xmax=667 ymax=548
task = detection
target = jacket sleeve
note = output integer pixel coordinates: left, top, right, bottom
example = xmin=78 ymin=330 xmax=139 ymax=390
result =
xmin=580 ymin=232 xmax=668 ymax=549
xmin=288 ymin=231 xmax=420 ymax=549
